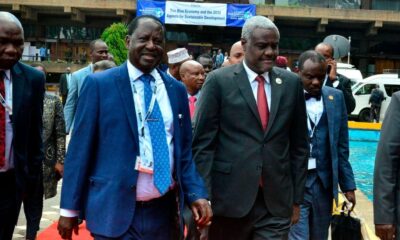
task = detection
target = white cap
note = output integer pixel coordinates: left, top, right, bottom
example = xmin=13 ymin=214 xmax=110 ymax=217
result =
xmin=167 ymin=48 xmax=190 ymax=64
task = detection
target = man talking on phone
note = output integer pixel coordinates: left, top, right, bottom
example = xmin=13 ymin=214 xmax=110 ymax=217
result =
xmin=315 ymin=43 xmax=355 ymax=114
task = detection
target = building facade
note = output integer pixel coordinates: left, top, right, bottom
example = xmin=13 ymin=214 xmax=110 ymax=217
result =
xmin=1 ymin=0 xmax=399 ymax=81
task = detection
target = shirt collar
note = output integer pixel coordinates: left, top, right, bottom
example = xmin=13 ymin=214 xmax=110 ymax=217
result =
xmin=188 ymin=91 xmax=200 ymax=98
xmin=242 ymin=60 xmax=270 ymax=84
xmin=1 ymin=70 xmax=11 ymax=81
xmin=127 ymin=60 xmax=158 ymax=82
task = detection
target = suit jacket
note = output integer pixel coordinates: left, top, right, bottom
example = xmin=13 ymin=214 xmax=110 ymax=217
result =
xmin=58 ymin=73 xmax=69 ymax=96
xmin=60 ymin=62 xmax=208 ymax=237
xmin=326 ymin=73 xmax=355 ymax=114
xmin=373 ymin=91 xmax=400 ymax=226
xmin=192 ymin=63 xmax=309 ymax=219
xmin=317 ymin=87 xmax=356 ymax=200
xmin=63 ymin=64 xmax=92 ymax=133
xmin=42 ymin=94 xmax=65 ymax=199
xmin=11 ymin=62 xmax=45 ymax=194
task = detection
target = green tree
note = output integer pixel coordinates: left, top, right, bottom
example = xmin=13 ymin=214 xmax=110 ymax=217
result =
xmin=101 ymin=23 xmax=128 ymax=65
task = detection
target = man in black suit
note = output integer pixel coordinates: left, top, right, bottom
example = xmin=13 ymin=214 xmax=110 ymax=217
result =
xmin=373 ymin=91 xmax=400 ymax=240
xmin=0 ymin=12 xmax=45 ymax=240
xmin=315 ymin=42 xmax=356 ymax=114
xmin=59 ymin=67 xmax=71 ymax=106
xmin=192 ymin=15 xmax=309 ymax=239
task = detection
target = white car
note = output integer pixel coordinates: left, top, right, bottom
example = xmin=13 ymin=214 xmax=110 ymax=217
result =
xmin=351 ymin=73 xmax=400 ymax=121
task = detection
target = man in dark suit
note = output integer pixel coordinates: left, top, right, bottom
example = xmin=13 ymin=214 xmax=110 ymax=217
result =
xmin=59 ymin=67 xmax=71 ymax=106
xmin=0 ymin=12 xmax=45 ymax=240
xmin=315 ymin=42 xmax=356 ymax=114
xmin=288 ymin=50 xmax=356 ymax=239
xmin=192 ymin=15 xmax=309 ymax=239
xmin=57 ymin=15 xmax=212 ymax=240
xmin=373 ymin=91 xmax=400 ymax=240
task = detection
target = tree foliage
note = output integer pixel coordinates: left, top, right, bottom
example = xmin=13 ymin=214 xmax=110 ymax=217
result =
xmin=101 ymin=23 xmax=128 ymax=65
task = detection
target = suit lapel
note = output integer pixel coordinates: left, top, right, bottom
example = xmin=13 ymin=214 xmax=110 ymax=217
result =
xmin=115 ymin=63 xmax=139 ymax=145
xmin=234 ymin=63 xmax=262 ymax=128
xmin=265 ymin=68 xmax=283 ymax=137
xmin=322 ymin=87 xmax=335 ymax=145
xmin=11 ymin=62 xmax=26 ymax=119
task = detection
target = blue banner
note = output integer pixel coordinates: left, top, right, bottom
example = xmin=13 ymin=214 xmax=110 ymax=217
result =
xmin=226 ymin=4 xmax=256 ymax=27
xmin=136 ymin=0 xmax=256 ymax=27
xmin=137 ymin=0 xmax=166 ymax=23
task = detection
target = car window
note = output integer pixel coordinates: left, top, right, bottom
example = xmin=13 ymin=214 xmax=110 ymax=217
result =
xmin=355 ymin=84 xmax=375 ymax=95
xmin=384 ymin=84 xmax=400 ymax=97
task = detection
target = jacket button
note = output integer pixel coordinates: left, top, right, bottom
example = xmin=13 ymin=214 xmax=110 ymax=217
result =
xmin=131 ymin=185 xmax=136 ymax=190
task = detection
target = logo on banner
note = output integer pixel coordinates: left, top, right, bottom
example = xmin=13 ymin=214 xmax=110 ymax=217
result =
xmin=140 ymin=7 xmax=164 ymax=18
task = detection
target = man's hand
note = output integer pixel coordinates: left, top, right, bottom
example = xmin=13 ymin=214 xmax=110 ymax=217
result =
xmin=58 ymin=216 xmax=79 ymax=239
xmin=326 ymin=58 xmax=337 ymax=81
xmin=55 ymin=163 xmax=64 ymax=178
xmin=375 ymin=224 xmax=396 ymax=240
xmin=344 ymin=191 xmax=356 ymax=210
xmin=291 ymin=204 xmax=300 ymax=225
xmin=191 ymin=199 xmax=213 ymax=229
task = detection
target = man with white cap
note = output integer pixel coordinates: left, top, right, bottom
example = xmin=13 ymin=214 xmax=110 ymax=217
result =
xmin=167 ymin=48 xmax=190 ymax=81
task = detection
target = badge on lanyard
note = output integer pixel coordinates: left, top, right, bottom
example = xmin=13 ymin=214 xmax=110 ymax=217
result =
xmin=135 ymin=155 xmax=154 ymax=174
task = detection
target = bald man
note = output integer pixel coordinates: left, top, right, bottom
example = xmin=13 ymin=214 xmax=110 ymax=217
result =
xmin=228 ymin=41 xmax=245 ymax=65
xmin=315 ymin=42 xmax=355 ymax=113
xmin=0 ymin=12 xmax=45 ymax=240
xmin=180 ymin=60 xmax=205 ymax=119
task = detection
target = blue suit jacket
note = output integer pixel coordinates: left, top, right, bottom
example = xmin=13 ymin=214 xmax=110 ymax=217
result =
xmin=60 ymin=62 xmax=208 ymax=237
xmin=321 ymin=86 xmax=356 ymax=200
xmin=63 ymin=64 xmax=92 ymax=133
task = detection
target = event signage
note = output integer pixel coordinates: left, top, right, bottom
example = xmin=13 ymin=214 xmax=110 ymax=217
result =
xmin=137 ymin=0 xmax=256 ymax=27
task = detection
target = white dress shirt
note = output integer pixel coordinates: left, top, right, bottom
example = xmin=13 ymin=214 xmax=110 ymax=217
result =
xmin=127 ymin=60 xmax=175 ymax=201
xmin=0 ymin=70 xmax=14 ymax=172
xmin=60 ymin=62 xmax=176 ymax=217
xmin=305 ymin=93 xmax=324 ymax=130
xmin=243 ymin=60 xmax=271 ymax=111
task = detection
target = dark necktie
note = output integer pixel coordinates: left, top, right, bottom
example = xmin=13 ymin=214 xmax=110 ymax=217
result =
xmin=256 ymin=75 xmax=269 ymax=131
xmin=140 ymin=74 xmax=171 ymax=194
xmin=0 ymin=72 xmax=6 ymax=168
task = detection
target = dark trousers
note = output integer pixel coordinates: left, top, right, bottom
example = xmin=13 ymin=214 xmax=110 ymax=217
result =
xmin=288 ymin=173 xmax=333 ymax=240
xmin=370 ymin=104 xmax=381 ymax=123
xmin=209 ymin=189 xmax=291 ymax=240
xmin=0 ymin=170 xmax=21 ymax=240
xmin=92 ymin=191 xmax=178 ymax=240
xmin=23 ymin=175 xmax=44 ymax=239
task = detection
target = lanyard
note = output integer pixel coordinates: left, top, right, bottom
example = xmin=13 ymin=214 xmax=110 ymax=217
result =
xmin=307 ymin=114 xmax=318 ymax=139
xmin=131 ymin=80 xmax=158 ymax=137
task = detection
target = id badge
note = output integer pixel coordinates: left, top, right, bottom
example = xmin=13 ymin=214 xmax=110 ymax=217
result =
xmin=308 ymin=157 xmax=316 ymax=170
xmin=135 ymin=156 xmax=154 ymax=174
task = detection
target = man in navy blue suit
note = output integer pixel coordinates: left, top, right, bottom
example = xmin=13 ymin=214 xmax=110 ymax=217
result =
xmin=58 ymin=15 xmax=212 ymax=240
xmin=289 ymin=50 xmax=356 ymax=240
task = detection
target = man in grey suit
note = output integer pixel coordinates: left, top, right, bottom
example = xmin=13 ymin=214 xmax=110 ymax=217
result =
xmin=63 ymin=39 xmax=108 ymax=133
xmin=288 ymin=50 xmax=356 ymax=240
xmin=192 ymin=16 xmax=309 ymax=239
xmin=374 ymin=91 xmax=400 ymax=240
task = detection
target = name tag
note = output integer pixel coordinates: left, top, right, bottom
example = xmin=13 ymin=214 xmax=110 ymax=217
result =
xmin=135 ymin=156 xmax=154 ymax=174
xmin=308 ymin=157 xmax=316 ymax=170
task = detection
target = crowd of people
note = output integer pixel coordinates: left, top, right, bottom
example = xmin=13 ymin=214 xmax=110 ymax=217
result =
xmin=0 ymin=10 xmax=399 ymax=240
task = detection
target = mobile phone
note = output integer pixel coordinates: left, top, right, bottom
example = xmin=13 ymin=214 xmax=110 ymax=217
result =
xmin=327 ymin=65 xmax=332 ymax=74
